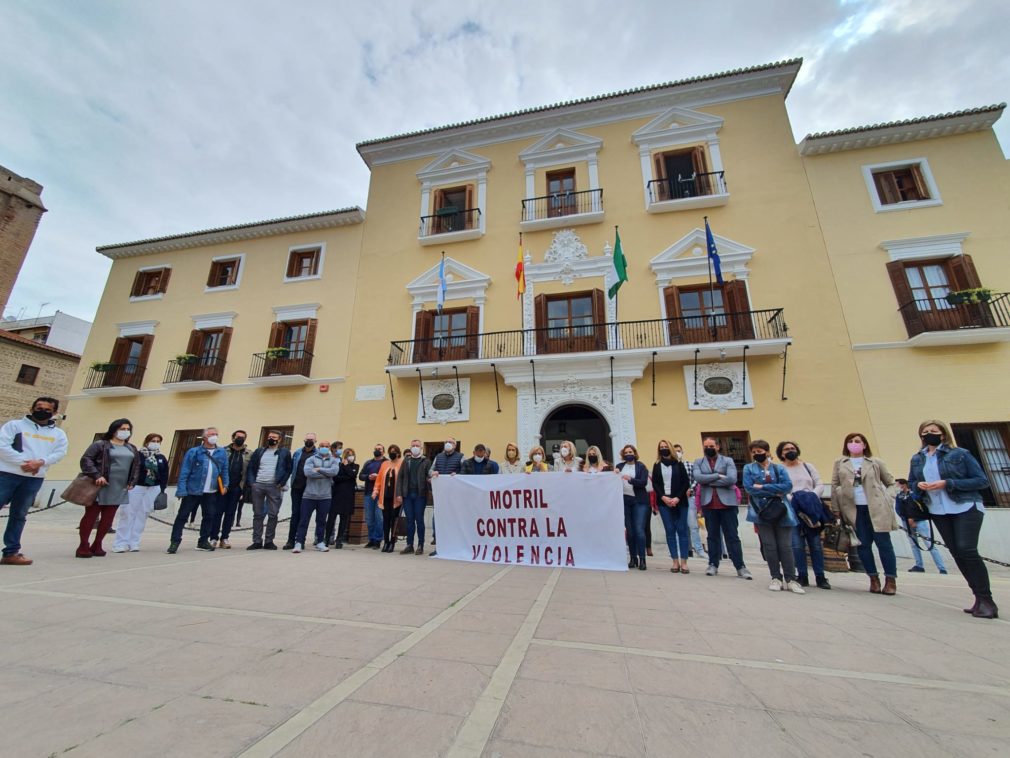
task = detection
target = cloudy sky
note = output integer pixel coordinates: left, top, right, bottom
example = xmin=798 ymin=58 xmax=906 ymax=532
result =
xmin=2 ymin=0 xmax=1007 ymax=323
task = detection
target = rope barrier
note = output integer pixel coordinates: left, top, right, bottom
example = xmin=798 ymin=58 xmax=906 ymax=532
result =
xmin=897 ymin=521 xmax=1010 ymax=569
xmin=0 ymin=497 xmax=69 ymax=517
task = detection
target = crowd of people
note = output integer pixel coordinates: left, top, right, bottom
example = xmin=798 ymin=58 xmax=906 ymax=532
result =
xmin=0 ymin=398 xmax=998 ymax=620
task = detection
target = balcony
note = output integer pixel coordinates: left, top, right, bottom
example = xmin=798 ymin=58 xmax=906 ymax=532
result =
xmin=249 ymin=350 xmax=314 ymax=386
xmin=520 ymin=188 xmax=604 ymax=231
xmin=418 ymin=207 xmax=482 ymax=245
xmin=81 ymin=364 xmax=146 ymax=396
xmin=163 ymin=357 xmax=226 ymax=391
xmin=646 ymin=171 xmax=728 ymax=213
xmin=387 ymin=308 xmax=789 ymax=376
xmin=896 ymin=293 xmax=1010 ymax=347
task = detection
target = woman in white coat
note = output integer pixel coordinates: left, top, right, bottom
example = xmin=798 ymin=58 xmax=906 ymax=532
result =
xmin=113 ymin=433 xmax=167 ymax=552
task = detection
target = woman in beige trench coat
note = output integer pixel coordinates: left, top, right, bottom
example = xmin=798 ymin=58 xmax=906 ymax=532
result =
xmin=832 ymin=432 xmax=899 ymax=595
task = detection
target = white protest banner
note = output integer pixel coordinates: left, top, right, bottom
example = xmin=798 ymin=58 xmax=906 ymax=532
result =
xmin=431 ymin=472 xmax=626 ymax=571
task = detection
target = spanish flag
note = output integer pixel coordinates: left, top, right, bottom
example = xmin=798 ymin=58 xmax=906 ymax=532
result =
xmin=515 ymin=236 xmax=526 ymax=299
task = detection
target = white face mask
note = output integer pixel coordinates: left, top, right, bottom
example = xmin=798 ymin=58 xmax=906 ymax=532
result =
xmin=411 ymin=445 xmax=421 ymax=457
xmin=444 ymin=442 xmax=454 ymax=452
xmin=115 ymin=429 xmax=131 ymax=441
xmin=206 ymin=435 xmax=219 ymax=446
xmin=560 ymin=446 xmax=570 ymax=458
xmin=147 ymin=442 xmax=161 ymax=452
xmin=346 ymin=455 xmax=355 ymax=463
xmin=532 ymin=454 xmax=543 ymax=463
xmin=474 ymin=456 xmax=485 ymax=463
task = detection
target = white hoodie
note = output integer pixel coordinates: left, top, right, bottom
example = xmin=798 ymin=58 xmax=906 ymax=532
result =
xmin=0 ymin=415 xmax=69 ymax=478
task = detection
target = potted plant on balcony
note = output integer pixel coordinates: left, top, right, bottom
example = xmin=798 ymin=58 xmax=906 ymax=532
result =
xmin=945 ymin=288 xmax=992 ymax=305
xmin=265 ymin=347 xmax=290 ymax=359
xmin=174 ymin=353 xmax=199 ymax=365
xmin=90 ymin=361 xmax=113 ymax=372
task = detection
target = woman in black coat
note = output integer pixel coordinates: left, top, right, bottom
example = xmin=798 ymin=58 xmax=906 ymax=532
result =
xmin=328 ymin=447 xmax=360 ymax=548
xmin=651 ymin=439 xmax=692 ymax=573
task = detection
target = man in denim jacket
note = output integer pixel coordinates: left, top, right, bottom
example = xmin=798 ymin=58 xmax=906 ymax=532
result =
xmin=169 ymin=427 xmax=228 ymax=554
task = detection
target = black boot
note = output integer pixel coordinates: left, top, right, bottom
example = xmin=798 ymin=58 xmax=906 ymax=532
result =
xmin=973 ymin=597 xmax=999 ymax=619
xmin=964 ymin=596 xmax=981 ymax=614
xmin=628 ymin=556 xmax=638 ymax=569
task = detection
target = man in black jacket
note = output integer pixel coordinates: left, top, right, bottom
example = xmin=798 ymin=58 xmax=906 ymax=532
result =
xmin=211 ymin=430 xmax=250 ymax=549
xmin=245 ymin=430 xmax=293 ymax=550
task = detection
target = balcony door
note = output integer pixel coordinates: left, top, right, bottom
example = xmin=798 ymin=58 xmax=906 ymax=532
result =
xmin=654 ymin=147 xmax=708 ymax=200
xmin=108 ymin=335 xmax=152 ymax=388
xmin=266 ymin=319 xmax=317 ymax=375
xmin=182 ymin=328 xmax=231 ymax=382
xmin=433 ymin=185 xmax=473 ymax=233
xmin=546 ymin=169 xmax=576 ymax=217
xmin=664 ymin=281 xmax=753 ymax=344
xmin=413 ymin=306 xmax=479 ymax=362
xmin=887 ymin=255 xmax=985 ymax=337
xmin=534 ymin=290 xmax=606 ymax=354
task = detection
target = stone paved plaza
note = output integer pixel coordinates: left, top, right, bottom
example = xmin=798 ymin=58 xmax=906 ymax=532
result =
xmin=1 ymin=509 xmax=1008 ymax=757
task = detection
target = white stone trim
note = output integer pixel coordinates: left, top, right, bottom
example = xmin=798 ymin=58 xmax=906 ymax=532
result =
xmin=129 ymin=264 xmax=172 ymax=302
xmin=682 ymin=361 xmax=754 ymax=410
xmin=204 ymin=253 xmax=246 ymax=292
xmin=417 ymin=377 xmax=471 ymax=424
xmin=879 ymin=232 xmax=969 ymax=262
xmin=405 ymin=257 xmax=492 ymax=308
xmin=282 ymin=242 xmax=326 ymax=283
xmin=137 ymin=263 xmax=172 ymax=272
xmin=272 ymin=303 xmax=321 ymax=322
xmin=191 ymin=311 xmax=238 ymax=330
xmin=862 ymin=158 xmax=943 ymax=213
xmin=116 ymin=320 xmax=159 ymax=338
xmin=417 ymin=148 xmax=490 ymax=244
xmin=128 ymin=293 xmax=163 ymax=303
xmin=650 ymin=228 xmax=755 ymax=284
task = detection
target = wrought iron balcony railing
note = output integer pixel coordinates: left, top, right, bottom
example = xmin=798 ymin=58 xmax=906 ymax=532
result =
xmin=419 ymin=207 xmax=481 ymax=237
xmin=163 ymin=357 xmax=226 ymax=384
xmin=83 ymin=364 xmax=146 ymax=390
xmin=389 ymin=308 xmax=787 ymax=365
xmin=249 ymin=350 xmax=314 ymax=379
xmin=647 ymin=171 xmax=727 ymax=203
xmin=522 ymin=188 xmax=603 ymax=222
xmin=897 ymin=293 xmax=1010 ymax=338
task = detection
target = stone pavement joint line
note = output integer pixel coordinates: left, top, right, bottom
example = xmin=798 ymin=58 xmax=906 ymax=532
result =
xmin=531 ymin=638 xmax=1010 ymax=698
xmin=0 ymin=586 xmax=418 ymax=632
xmin=446 ymin=568 xmax=561 ymax=758
xmin=237 ymin=566 xmax=515 ymax=758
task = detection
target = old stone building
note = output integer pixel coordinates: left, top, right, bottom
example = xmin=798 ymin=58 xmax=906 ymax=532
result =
xmin=0 ymin=329 xmax=78 ymax=423
xmin=0 ymin=165 xmax=47 ymax=314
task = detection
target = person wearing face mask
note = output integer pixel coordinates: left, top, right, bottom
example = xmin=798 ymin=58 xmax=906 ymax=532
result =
xmin=327 ymin=447 xmax=359 ymax=548
xmin=525 ymin=445 xmax=550 ymax=473
xmin=372 ymin=444 xmax=404 ymax=552
xmin=553 ymin=441 xmax=581 ymax=473
xmin=428 ymin=437 xmax=463 ymax=550
xmin=397 ymin=439 xmax=432 ymax=554
xmin=359 ymin=444 xmax=387 ymax=549
xmin=580 ymin=446 xmax=610 ymax=473
xmin=500 ymin=443 xmax=524 ymax=474
xmin=652 ymin=440 xmax=691 ymax=573
xmin=78 ymin=419 xmax=141 ymax=558
xmin=245 ymin=429 xmax=293 ymax=551
xmin=461 ymin=443 xmax=500 ymax=475
xmin=693 ymin=438 xmax=752 ymax=579
xmin=169 ymin=426 xmax=228 ymax=554
xmin=777 ymin=441 xmax=831 ymax=590
xmin=0 ymin=397 xmax=68 ymax=565
xmin=293 ymin=440 xmax=338 ymax=553
xmin=285 ymin=433 xmax=318 ymax=550
xmin=831 ymin=433 xmax=898 ymax=595
xmin=113 ymin=433 xmax=167 ymax=553
xmin=210 ymin=430 xmax=251 ymax=549
xmin=744 ymin=440 xmax=801 ymax=593
xmin=616 ymin=444 xmax=651 ymax=570
xmin=907 ymin=420 xmax=996 ymax=619
xmin=674 ymin=443 xmax=707 ymax=561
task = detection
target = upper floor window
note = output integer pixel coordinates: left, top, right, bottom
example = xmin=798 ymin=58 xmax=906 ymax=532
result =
xmin=886 ymin=254 xmax=990 ymax=337
xmin=415 ymin=148 xmax=489 ymax=245
xmin=206 ymin=256 xmax=242 ymax=289
xmin=546 ymin=169 xmax=577 ymax=217
xmin=16 ymin=364 xmax=39 ymax=385
xmin=862 ymin=158 xmax=942 ymax=213
xmin=651 ymin=147 xmax=722 ymax=201
xmin=428 ymin=185 xmax=477 ymax=234
xmin=130 ymin=267 xmax=171 ymax=299
xmin=285 ymin=245 xmax=323 ymax=281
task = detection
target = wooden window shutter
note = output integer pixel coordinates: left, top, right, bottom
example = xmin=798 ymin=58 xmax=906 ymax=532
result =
xmin=286 ymin=253 xmax=297 ymax=278
xmin=723 ymin=281 xmax=754 ymax=340
xmin=268 ymin=321 xmax=285 ymax=348
xmin=185 ymin=329 xmax=203 ymax=355
xmin=110 ymin=337 xmax=130 ymax=363
xmin=465 ymin=185 xmax=475 ymax=228
xmin=874 ymin=172 xmax=899 ymax=205
xmin=886 ymin=261 xmax=925 ymax=337
xmin=434 ymin=189 xmax=446 ymax=211
xmin=130 ymin=272 xmax=144 ymax=298
xmin=653 ymin=154 xmax=667 ymax=180
xmin=217 ymin=327 xmax=233 ymax=362
xmin=663 ymin=285 xmax=685 ymax=344
xmin=591 ymin=288 xmax=607 ymax=350
xmin=534 ymin=294 xmax=548 ymax=354
xmin=691 ymin=146 xmax=708 ymax=175
xmin=138 ymin=334 xmax=155 ymax=367
xmin=206 ymin=263 xmax=217 ymax=288
xmin=158 ymin=268 xmax=171 ymax=294
xmin=910 ymin=165 xmax=929 ymax=200
xmin=464 ymin=305 xmax=480 ymax=359
xmin=948 ymin=255 xmax=982 ymax=290
xmin=414 ymin=310 xmax=434 ymax=363
xmin=304 ymin=319 xmax=318 ymax=355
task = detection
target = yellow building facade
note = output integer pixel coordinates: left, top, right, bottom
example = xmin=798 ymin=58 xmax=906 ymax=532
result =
xmin=54 ymin=59 xmax=1009 ymax=523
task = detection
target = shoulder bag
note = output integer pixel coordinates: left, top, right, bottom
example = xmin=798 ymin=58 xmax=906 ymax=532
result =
xmin=61 ymin=474 xmax=101 ymax=506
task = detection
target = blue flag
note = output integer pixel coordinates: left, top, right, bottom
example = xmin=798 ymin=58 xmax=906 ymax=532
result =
xmin=705 ymin=219 xmax=724 ymax=285
xmin=436 ymin=255 xmax=447 ymax=313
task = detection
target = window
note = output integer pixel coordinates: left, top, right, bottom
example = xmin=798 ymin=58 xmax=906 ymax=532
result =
xmin=16 ymin=364 xmax=39 ymax=385
xmin=432 ymin=185 xmax=475 ymax=233
xmin=886 ymin=255 xmax=985 ymax=337
xmin=652 ymin=147 xmax=711 ymax=200
xmin=286 ymin=247 xmax=321 ymax=279
xmin=167 ymin=428 xmax=203 ymax=484
xmin=130 ymin=267 xmax=171 ymax=298
xmin=664 ymin=282 xmax=753 ymax=343
xmin=862 ymin=159 xmax=941 ymax=212
xmin=546 ymin=169 xmax=577 ymax=217
xmin=412 ymin=306 xmax=479 ymax=362
xmin=952 ymin=423 xmax=1010 ymax=507
xmin=264 ymin=319 xmax=317 ymax=374
xmin=105 ymin=334 xmax=153 ymax=388
xmin=180 ymin=327 xmax=232 ymax=382
xmin=207 ymin=257 xmax=241 ymax=288
xmin=31 ymin=329 xmax=48 ymax=343
xmin=534 ymin=290 xmax=606 ymax=354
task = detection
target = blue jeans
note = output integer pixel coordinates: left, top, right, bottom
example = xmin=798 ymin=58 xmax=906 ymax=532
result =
xmin=688 ymin=497 xmax=706 ymax=553
xmin=402 ymin=493 xmax=426 ymax=547
xmin=296 ymin=497 xmax=330 ymax=545
xmin=907 ymin=520 xmax=947 ymax=571
xmin=0 ymin=472 xmax=44 ymax=556
xmin=287 ymin=488 xmax=305 ymax=544
xmin=658 ymin=502 xmax=690 ymax=560
xmin=854 ymin=504 xmax=897 ymax=578
xmin=364 ymin=493 xmax=383 ymax=543
xmin=624 ymin=495 xmax=648 ymax=561
xmin=792 ymin=526 xmax=826 ymax=580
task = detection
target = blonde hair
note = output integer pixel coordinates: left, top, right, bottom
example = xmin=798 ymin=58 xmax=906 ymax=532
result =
xmin=504 ymin=442 xmax=520 ymax=462
xmin=918 ymin=419 xmax=956 ymax=448
xmin=580 ymin=446 xmax=609 ymax=471
xmin=656 ymin=439 xmax=675 ymax=461
xmin=559 ymin=440 xmax=577 ymax=461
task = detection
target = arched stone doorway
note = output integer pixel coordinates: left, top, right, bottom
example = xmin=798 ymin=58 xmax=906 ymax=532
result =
xmin=540 ymin=403 xmax=613 ymax=463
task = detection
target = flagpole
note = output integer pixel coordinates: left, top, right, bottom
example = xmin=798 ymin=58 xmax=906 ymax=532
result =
xmin=518 ymin=232 xmax=524 ymax=330
xmin=704 ymin=216 xmax=716 ymax=341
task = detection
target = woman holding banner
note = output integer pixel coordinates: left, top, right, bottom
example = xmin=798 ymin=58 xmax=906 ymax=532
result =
xmin=500 ymin=443 xmax=524 ymax=474
xmin=580 ymin=446 xmax=610 ymax=473
xmin=554 ymin=441 xmax=581 ymax=473
xmin=616 ymin=444 xmax=650 ymax=570
xmin=525 ymin=446 xmax=550 ymax=473
xmin=652 ymin=440 xmax=691 ymax=573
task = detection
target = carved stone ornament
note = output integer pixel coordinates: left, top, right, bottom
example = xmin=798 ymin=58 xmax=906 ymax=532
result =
xmin=544 ymin=229 xmax=589 ymax=285
xmin=417 ymin=378 xmax=470 ymax=424
xmin=682 ymin=362 xmax=753 ymax=412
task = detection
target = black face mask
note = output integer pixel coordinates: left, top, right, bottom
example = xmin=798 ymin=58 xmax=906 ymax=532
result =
xmin=374 ymin=449 xmax=383 ymax=458
xmin=389 ymin=451 xmax=399 ymax=461
xmin=304 ymin=440 xmax=315 ymax=448
xmin=753 ymin=453 xmax=768 ymax=463
xmin=233 ymin=437 xmax=246 ymax=447
xmin=31 ymin=409 xmax=53 ymax=422
xmin=921 ymin=433 xmax=943 ymax=447
xmin=588 ymin=455 xmax=598 ymax=464
xmin=783 ymin=450 xmax=798 ymax=461
xmin=266 ymin=438 xmax=278 ymax=447
xmin=704 ymin=447 xmax=718 ymax=458
xmin=659 ymin=449 xmax=671 ymax=458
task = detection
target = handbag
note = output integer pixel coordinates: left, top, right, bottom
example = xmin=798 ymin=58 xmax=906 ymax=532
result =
xmin=153 ymin=490 xmax=168 ymax=511
xmin=757 ymin=496 xmax=787 ymax=524
xmin=896 ymin=491 xmax=931 ymax=522
xmin=61 ymin=474 xmax=100 ymax=506
xmin=823 ymin=520 xmax=861 ymax=552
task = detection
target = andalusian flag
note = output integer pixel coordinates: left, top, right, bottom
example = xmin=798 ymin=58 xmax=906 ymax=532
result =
xmin=608 ymin=228 xmax=628 ymax=299
xmin=515 ymin=237 xmax=526 ymax=299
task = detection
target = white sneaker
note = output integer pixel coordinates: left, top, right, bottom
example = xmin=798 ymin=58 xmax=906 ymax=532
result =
xmin=292 ymin=542 xmax=303 ymax=553
xmin=112 ymin=546 xmax=128 ymax=553
xmin=738 ymin=567 xmax=753 ymax=580
xmin=705 ymin=565 xmax=718 ymax=576
xmin=768 ymin=579 xmax=783 ymax=591
xmin=786 ymin=580 xmax=806 ymax=594
xmin=315 ymin=542 xmax=329 ymax=552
